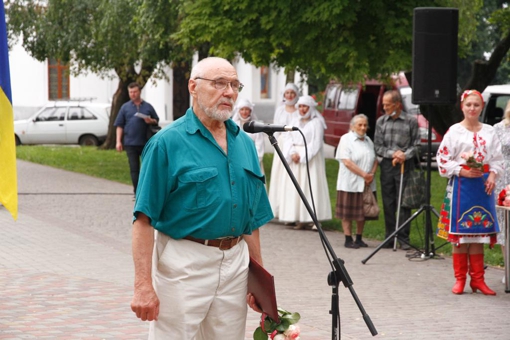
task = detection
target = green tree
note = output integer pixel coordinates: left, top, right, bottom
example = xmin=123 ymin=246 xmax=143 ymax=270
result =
xmin=5 ymin=0 xmax=191 ymax=149
xmin=175 ymin=0 xmax=437 ymax=83
xmin=423 ymin=1 xmax=510 ymax=135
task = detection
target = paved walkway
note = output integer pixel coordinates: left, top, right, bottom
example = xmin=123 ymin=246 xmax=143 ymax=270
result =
xmin=1 ymin=160 xmax=509 ymax=340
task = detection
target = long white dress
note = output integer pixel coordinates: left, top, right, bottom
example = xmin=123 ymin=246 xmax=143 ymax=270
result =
xmin=493 ymin=120 xmax=510 ymax=246
xmin=268 ymin=105 xmax=298 ymax=217
xmin=276 ymin=114 xmax=332 ymax=223
xmin=232 ymin=114 xmax=265 ymax=175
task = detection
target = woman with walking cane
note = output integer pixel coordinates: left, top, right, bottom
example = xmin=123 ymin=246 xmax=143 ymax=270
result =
xmin=436 ymin=90 xmax=504 ymax=295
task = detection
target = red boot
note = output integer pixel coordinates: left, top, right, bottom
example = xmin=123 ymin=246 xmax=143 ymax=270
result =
xmin=452 ymin=253 xmax=468 ymax=294
xmin=469 ymin=253 xmax=496 ymax=295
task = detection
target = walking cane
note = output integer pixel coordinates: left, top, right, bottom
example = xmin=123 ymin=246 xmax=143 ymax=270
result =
xmin=393 ymin=160 xmax=405 ymax=251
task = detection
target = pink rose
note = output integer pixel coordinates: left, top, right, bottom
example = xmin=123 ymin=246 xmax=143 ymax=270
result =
xmin=460 ymin=152 xmax=469 ymax=160
xmin=284 ymin=324 xmax=300 ymax=339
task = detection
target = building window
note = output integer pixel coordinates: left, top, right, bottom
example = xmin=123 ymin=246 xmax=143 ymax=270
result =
xmin=260 ymin=66 xmax=271 ymax=99
xmin=48 ymin=58 xmax=70 ymax=100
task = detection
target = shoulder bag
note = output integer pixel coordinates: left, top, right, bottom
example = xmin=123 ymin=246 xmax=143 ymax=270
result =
xmin=401 ymin=153 xmax=426 ymax=209
xmin=363 ymin=185 xmax=380 ymax=218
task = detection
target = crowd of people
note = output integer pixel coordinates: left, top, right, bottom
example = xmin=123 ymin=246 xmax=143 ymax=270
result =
xmin=125 ymin=58 xmax=506 ymax=338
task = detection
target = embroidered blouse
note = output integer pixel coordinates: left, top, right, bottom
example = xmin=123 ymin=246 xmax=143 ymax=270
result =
xmin=437 ymin=123 xmax=504 ymax=178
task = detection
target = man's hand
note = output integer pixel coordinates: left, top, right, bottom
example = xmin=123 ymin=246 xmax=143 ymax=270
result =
xmin=131 ymin=283 xmax=160 ymax=321
xmin=116 ymin=142 xmax=123 ymax=152
xmin=143 ymin=116 xmax=156 ymax=125
xmin=246 ymin=293 xmax=263 ymax=313
xmin=392 ymin=150 xmax=406 ymax=165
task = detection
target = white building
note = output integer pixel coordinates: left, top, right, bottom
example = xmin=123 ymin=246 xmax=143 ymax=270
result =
xmin=9 ymin=41 xmax=307 ymax=124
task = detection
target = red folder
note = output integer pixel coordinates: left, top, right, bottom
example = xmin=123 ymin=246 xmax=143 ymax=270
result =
xmin=248 ymin=257 xmax=279 ymax=322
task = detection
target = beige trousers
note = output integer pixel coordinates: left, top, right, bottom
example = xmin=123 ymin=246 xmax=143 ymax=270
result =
xmin=149 ymin=231 xmax=249 ymax=340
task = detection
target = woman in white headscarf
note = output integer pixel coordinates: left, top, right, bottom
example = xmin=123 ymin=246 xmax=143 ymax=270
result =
xmin=268 ymin=83 xmax=299 ymax=220
xmin=276 ymin=95 xmax=332 ymax=229
xmin=232 ymin=98 xmax=265 ymax=174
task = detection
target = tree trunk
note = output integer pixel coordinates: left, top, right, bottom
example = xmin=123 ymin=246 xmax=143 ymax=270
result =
xmin=172 ymin=61 xmax=191 ymax=120
xmin=101 ymin=64 xmax=154 ymax=150
xmin=285 ymin=68 xmax=295 ymax=84
xmin=465 ymin=30 xmax=510 ymax=91
xmin=412 ymin=29 xmax=510 ymax=136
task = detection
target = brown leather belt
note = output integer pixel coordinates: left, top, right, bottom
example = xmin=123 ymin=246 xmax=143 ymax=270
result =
xmin=183 ymin=235 xmax=243 ymax=250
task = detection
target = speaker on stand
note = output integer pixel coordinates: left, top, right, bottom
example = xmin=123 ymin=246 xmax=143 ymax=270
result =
xmin=414 ymin=8 xmax=458 ymax=257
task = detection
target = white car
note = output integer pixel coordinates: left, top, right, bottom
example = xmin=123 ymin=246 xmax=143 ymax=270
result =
xmin=481 ymin=84 xmax=510 ymax=126
xmin=14 ymin=101 xmax=111 ymax=146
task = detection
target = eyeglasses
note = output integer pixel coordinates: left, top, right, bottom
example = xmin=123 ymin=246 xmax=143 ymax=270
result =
xmin=194 ymin=77 xmax=244 ymax=93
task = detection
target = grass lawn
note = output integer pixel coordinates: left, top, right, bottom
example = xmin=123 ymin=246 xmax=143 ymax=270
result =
xmin=16 ymin=145 xmax=505 ymax=267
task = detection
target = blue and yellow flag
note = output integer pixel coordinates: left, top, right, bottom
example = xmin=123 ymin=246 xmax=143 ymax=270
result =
xmin=0 ymin=3 xmax=18 ymax=220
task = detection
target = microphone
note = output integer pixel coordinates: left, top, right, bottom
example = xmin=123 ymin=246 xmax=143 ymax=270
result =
xmin=243 ymin=121 xmax=298 ymax=134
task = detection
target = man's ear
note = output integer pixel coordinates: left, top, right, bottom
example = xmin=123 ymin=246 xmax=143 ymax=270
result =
xmin=189 ymin=79 xmax=198 ymax=97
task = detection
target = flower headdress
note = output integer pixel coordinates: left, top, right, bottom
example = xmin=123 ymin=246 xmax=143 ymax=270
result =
xmin=460 ymin=90 xmax=484 ymax=108
xmin=253 ymin=308 xmax=301 ymax=340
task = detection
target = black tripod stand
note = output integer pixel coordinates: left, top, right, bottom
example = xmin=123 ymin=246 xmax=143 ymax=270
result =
xmin=265 ymin=132 xmax=377 ymax=339
xmin=362 ymin=113 xmax=440 ymax=264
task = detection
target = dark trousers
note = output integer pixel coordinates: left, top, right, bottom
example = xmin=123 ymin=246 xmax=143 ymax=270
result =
xmin=380 ymin=158 xmax=412 ymax=243
xmin=125 ymin=145 xmax=145 ymax=194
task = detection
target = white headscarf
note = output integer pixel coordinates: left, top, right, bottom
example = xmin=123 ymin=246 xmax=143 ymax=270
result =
xmin=283 ymin=83 xmax=299 ymax=106
xmin=296 ymin=95 xmax=327 ymax=128
xmin=232 ymin=98 xmax=258 ymax=124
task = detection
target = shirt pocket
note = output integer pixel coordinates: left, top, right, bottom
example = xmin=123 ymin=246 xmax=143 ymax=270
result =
xmin=243 ymin=167 xmax=265 ymax=220
xmin=178 ymin=167 xmax=219 ymax=210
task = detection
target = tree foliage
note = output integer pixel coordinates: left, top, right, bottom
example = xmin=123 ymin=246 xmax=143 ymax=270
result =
xmin=5 ymin=0 xmax=190 ymax=148
xmin=424 ymin=1 xmax=510 ymax=135
xmin=175 ymin=0 xmax=438 ymax=83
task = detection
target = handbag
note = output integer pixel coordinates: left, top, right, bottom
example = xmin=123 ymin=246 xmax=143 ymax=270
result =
xmin=401 ymin=154 xmax=426 ymax=209
xmin=363 ymin=185 xmax=380 ymax=218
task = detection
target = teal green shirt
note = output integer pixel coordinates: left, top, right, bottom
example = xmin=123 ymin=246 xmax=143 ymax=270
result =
xmin=133 ymin=108 xmax=273 ymax=239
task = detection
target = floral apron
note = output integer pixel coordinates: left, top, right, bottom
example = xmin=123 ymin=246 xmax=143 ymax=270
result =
xmin=437 ymin=173 xmax=499 ymax=246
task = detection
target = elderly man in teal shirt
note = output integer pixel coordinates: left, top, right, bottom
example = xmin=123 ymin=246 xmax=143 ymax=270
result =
xmin=130 ymin=57 xmax=273 ymax=340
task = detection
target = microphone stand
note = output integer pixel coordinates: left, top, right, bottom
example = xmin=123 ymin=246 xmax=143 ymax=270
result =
xmin=266 ymin=133 xmax=377 ymax=339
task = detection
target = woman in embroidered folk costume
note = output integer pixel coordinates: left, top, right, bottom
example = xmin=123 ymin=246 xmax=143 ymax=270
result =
xmin=437 ymin=90 xmax=504 ymax=295
xmin=493 ymin=99 xmax=510 ymax=284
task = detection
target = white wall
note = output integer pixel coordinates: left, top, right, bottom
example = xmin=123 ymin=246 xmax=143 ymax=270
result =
xmin=70 ymin=71 xmax=117 ymax=104
xmin=9 ymin=43 xmax=47 ymax=119
xmin=143 ymin=66 xmax=173 ymax=123
xmin=9 ymin=43 xmax=301 ymax=124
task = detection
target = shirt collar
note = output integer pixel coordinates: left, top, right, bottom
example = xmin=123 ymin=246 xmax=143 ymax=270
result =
xmin=185 ymin=108 xmax=240 ymax=136
xmin=350 ymin=130 xmax=365 ymax=141
xmin=383 ymin=110 xmax=407 ymax=122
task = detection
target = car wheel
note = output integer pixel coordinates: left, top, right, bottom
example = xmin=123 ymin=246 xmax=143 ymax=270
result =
xmin=15 ymin=135 xmax=21 ymax=146
xmin=79 ymin=135 xmax=99 ymax=146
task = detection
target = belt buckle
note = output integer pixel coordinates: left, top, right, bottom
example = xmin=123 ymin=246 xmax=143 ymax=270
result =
xmin=218 ymin=237 xmax=238 ymax=250
xmin=218 ymin=238 xmax=230 ymax=250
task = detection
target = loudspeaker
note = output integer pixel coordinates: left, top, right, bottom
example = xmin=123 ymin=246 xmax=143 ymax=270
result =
xmin=412 ymin=8 xmax=458 ymax=105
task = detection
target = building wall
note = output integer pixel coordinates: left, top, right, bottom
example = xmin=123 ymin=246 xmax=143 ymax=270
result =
xmin=9 ymin=42 xmax=302 ymax=124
